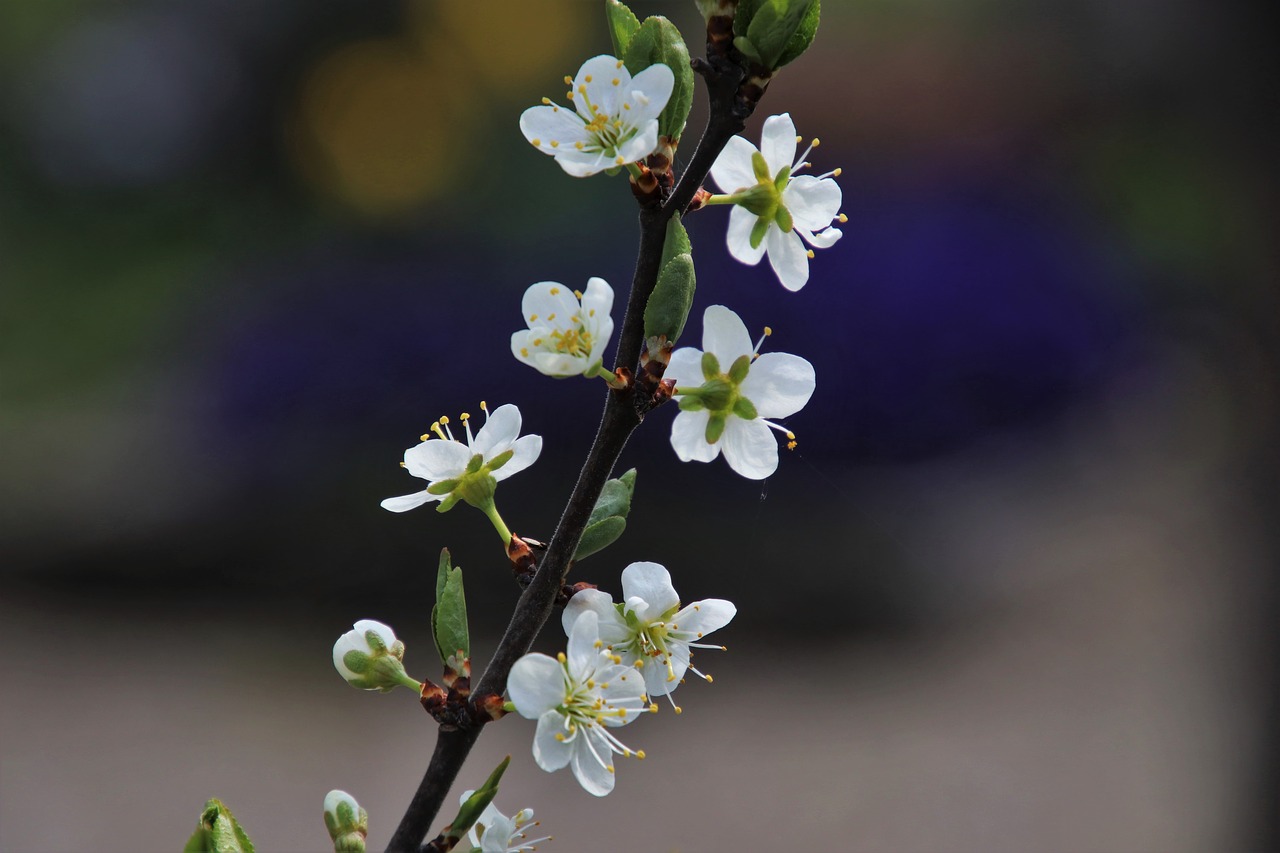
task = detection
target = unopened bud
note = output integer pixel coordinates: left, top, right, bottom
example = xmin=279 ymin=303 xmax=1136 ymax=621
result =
xmin=323 ymin=790 xmax=368 ymax=853
xmin=332 ymin=620 xmax=420 ymax=693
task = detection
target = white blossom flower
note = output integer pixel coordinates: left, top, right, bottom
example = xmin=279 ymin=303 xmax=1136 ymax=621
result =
xmin=381 ymin=402 xmax=541 ymax=516
xmin=511 ymin=278 xmax=615 ymax=378
xmin=507 ymin=611 xmax=649 ymax=797
xmin=708 ymin=112 xmax=844 ymax=291
xmin=519 ymin=55 xmax=674 ymax=177
xmin=458 ymin=792 xmax=551 ymax=853
xmin=666 ymin=305 xmax=815 ymax=479
xmin=332 ymin=619 xmax=419 ymax=692
xmin=563 ymin=562 xmax=735 ymax=709
xmin=323 ymin=790 xmax=368 ymax=851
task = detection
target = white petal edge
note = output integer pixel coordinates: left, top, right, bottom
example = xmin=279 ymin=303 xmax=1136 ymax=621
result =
xmin=664 ymin=346 xmax=705 ymax=390
xmin=739 ymin=352 xmax=816 ymax=420
xmin=765 ymin=226 xmax=810 ymax=291
xmin=725 ymin=204 xmax=768 ymax=265
xmin=720 ymin=416 xmax=779 ymax=479
xmin=760 ymin=113 xmax=798 ymax=175
xmin=532 ymin=709 xmax=575 ymax=771
xmin=670 ymin=409 xmax=720 ymax=463
xmin=380 ymin=489 xmax=440 ymax=513
xmin=473 ymin=403 xmax=522 ymax=458
xmin=620 ymin=562 xmax=680 ymax=620
xmin=492 ymin=434 xmax=542 ymax=482
xmin=508 ymin=654 xmax=566 ymax=718
xmin=710 ymin=135 xmax=761 ymax=193
xmin=784 ymin=174 xmax=842 ymax=231
xmin=701 ymin=304 xmax=754 ymax=363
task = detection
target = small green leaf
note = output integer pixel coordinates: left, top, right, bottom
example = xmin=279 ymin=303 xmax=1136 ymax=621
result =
xmin=587 ymin=468 xmax=637 ymax=527
xmin=440 ymin=758 xmax=510 ymax=845
xmin=575 ymin=517 xmax=628 ymax=562
xmin=659 ymin=213 xmax=692 ymax=270
xmin=605 ymin=0 xmax=642 ymax=55
xmin=733 ymin=0 xmax=765 ymax=37
xmin=622 ymin=17 xmax=694 ymax=141
xmin=431 ymin=549 xmax=470 ymax=667
xmin=775 ymin=0 xmax=820 ymax=68
xmin=644 ymin=254 xmax=696 ymax=343
xmin=183 ymin=799 xmax=256 ymax=853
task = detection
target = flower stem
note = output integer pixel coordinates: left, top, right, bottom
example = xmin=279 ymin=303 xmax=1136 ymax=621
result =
xmin=591 ymin=364 xmax=628 ymax=389
xmin=702 ymin=193 xmax=738 ymax=205
xmin=482 ymin=504 xmax=513 ymax=546
xmin=624 ymin=162 xmax=646 ymax=181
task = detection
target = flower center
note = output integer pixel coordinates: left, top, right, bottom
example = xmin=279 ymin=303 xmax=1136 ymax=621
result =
xmin=550 ymin=327 xmax=593 ymax=357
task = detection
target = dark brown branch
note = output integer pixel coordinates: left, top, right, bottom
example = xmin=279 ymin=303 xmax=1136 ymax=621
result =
xmin=387 ymin=49 xmax=761 ymax=853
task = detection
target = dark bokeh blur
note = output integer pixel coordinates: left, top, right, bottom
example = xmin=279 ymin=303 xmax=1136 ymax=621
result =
xmin=2 ymin=1 xmax=1277 ymax=851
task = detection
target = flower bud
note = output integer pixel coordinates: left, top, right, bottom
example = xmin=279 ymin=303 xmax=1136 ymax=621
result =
xmin=323 ymin=790 xmax=368 ymax=853
xmin=733 ymin=0 xmax=821 ymax=71
xmin=332 ymin=620 xmax=420 ymax=693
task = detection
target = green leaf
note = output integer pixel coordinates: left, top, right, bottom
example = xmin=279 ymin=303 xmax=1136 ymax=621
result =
xmin=622 ymin=17 xmax=694 ymax=141
xmin=644 ymin=253 xmax=696 ymax=343
xmin=588 ymin=468 xmax=636 ymax=526
xmin=659 ymin=212 xmax=692 ymax=271
xmin=183 ymin=800 xmax=256 ymax=853
xmin=605 ymin=0 xmax=642 ymax=56
xmin=733 ymin=0 xmax=764 ymax=37
xmin=576 ymin=469 xmax=637 ymax=561
xmin=775 ymin=0 xmax=820 ymax=68
xmin=431 ymin=549 xmax=470 ymax=667
xmin=440 ymin=758 xmax=510 ymax=845
xmin=575 ymin=517 xmax=628 ymax=562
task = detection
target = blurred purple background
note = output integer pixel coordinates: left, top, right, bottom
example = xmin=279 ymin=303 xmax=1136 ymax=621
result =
xmin=2 ymin=1 xmax=1276 ymax=851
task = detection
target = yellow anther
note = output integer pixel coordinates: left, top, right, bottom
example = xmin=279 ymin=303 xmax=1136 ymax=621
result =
xmin=550 ymin=140 xmax=559 ymax=148
xmin=833 ymin=167 xmax=843 ymax=177
xmin=573 ymin=289 xmax=583 ymax=298
xmin=795 ymin=135 xmax=803 ymax=143
xmin=520 ymin=348 xmax=529 ymax=357
xmin=556 ymin=652 xmax=566 ymax=663
xmin=593 ymin=639 xmax=602 ymax=648
xmin=459 ymin=412 xmax=470 ymax=422
xmin=577 ymin=84 xmax=587 ymax=94
xmin=674 ymin=706 xmax=683 ymax=715
xmin=547 ymin=312 xmax=556 ymax=320
xmin=586 ymin=678 xmax=595 ymax=688
xmin=636 ymin=750 xmax=647 ymax=760
xmin=786 ymin=430 xmax=796 ymax=439
xmin=530 ymin=138 xmax=541 ymax=146
xmin=574 ymin=141 xmax=584 ymax=150
xmin=812 ymin=138 xmax=821 ymax=147
xmin=706 ymin=674 xmax=714 ymax=683
xmin=529 ymin=314 xmax=538 ymax=322
xmin=399 ymin=461 xmax=406 ymax=468
xmin=607 ymin=765 xmax=615 ymax=774
xmin=696 ymin=631 xmax=704 ymax=637
xmin=439 ymin=415 xmax=449 ymax=425
xmin=480 ymin=400 xmax=487 ymax=411
xmin=838 ymin=213 xmax=848 ymax=223
xmin=763 ymin=327 xmax=773 ymax=337
xmin=806 ymin=250 xmax=815 ymax=259
xmin=541 ymin=97 xmax=551 ymax=105
xmin=623 ymin=103 xmax=631 ymax=110
xmin=563 ymin=75 xmax=573 ymax=85
xmin=555 ymin=733 xmax=565 ymax=742
xmin=787 ymin=440 xmax=798 ymax=451
xmin=549 ymin=287 xmax=560 ymax=295
xmin=589 ymin=308 xmax=596 ymax=316
xmin=616 ymin=60 xmax=624 ymax=69
xmin=649 ymin=703 xmax=659 ymax=713
xmin=634 ymin=661 xmax=643 ymax=669
xmin=533 ymin=338 xmax=543 ymax=346
xmin=611 ymin=78 xmax=620 ymax=86
xmin=420 ymin=433 xmax=431 ymax=442
xmin=615 ymin=156 xmax=625 ymax=165
xmin=584 ymin=74 xmax=593 ymax=83
xmin=600 ymin=682 xmax=609 ymax=689
xmin=565 ymin=91 xmax=574 ymax=99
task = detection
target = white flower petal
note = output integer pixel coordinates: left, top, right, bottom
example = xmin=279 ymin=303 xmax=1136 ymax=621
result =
xmin=379 ymin=489 xmax=440 ymax=513
xmin=798 ymin=225 xmax=843 ymax=249
xmin=615 ymin=120 xmax=660 ymax=165
xmin=553 ymin=147 xmax=614 ymax=177
xmin=529 ymin=352 xmax=585 ymax=377
xmin=670 ymin=409 xmax=720 ymax=463
xmin=562 ymin=588 xmax=616 ymax=636
xmin=570 ymin=728 xmax=617 ymax=796
xmin=492 ymin=434 xmax=542 ymax=481
xmin=473 ymin=404 xmax=522 ymax=457
xmin=641 ymin=653 xmax=689 ymax=697
xmin=720 ymin=416 xmax=779 ymax=479
xmin=620 ymin=562 xmax=680 ymax=620
xmin=784 ymin=174 xmax=842 ymax=230
xmin=664 ymin=346 xmax=705 ymax=390
xmin=673 ymin=598 xmax=737 ymax=637
xmin=511 ymin=331 xmax=538 ymax=367
xmin=701 ymin=304 xmax=754 ymax=363
xmin=508 ymin=654 xmax=566 ymax=718
xmin=566 ymin=611 xmax=601 ymax=675
xmin=626 ymin=62 xmax=675 ymax=124
xmin=710 ymin=135 xmax=761 ymax=193
xmin=739 ymin=352 xmax=816 ymax=419
xmin=580 ymin=277 xmax=614 ymax=320
xmin=765 ymin=226 xmax=811 ymax=291
xmin=519 ymin=105 xmax=590 ymax=152
xmin=575 ymin=55 xmax=628 ymax=119
xmin=521 ymin=282 xmax=582 ymax=329
xmin=532 ymin=709 xmax=575 ymax=771
xmin=404 ymin=439 xmax=472 ymax=481
xmin=726 ymin=203 xmax=768 ymax=265
xmin=760 ymin=113 xmax=798 ymax=175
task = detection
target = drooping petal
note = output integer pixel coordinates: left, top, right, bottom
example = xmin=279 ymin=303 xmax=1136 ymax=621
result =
xmin=493 ymin=434 xmax=542 ymax=482
xmin=764 ymin=226 xmax=810 ymax=291
xmin=404 ymin=439 xmax=472 ymax=481
xmin=797 ymin=225 xmax=843 ymax=249
xmin=552 ymin=147 xmax=614 ymax=177
xmin=720 ymin=416 xmax=779 ymax=479
xmin=562 ymin=588 xmax=617 ymax=637
xmin=670 ymin=409 xmax=720 ymax=462
xmin=614 ymin=121 xmax=660 ymax=165
xmin=570 ymin=728 xmax=617 ymax=796
xmin=379 ymin=489 xmax=440 ymax=513
xmin=508 ymin=654 xmax=567 ymax=718
xmin=532 ymin=710 xmax=575 ymax=771
xmin=784 ymin=174 xmax=842 ymax=231
xmin=473 ymin=404 xmax=522 ymax=458
xmin=522 ymin=282 xmax=583 ymax=330
xmin=566 ymin=611 xmax=601 ymax=676
xmin=664 ymin=346 xmax=705 ymax=391
xmin=625 ymin=62 xmax=675 ymax=124
xmin=710 ymin=135 xmax=762 ymax=193
xmin=759 ymin=113 xmax=798 ymax=175
xmin=519 ymin=105 xmax=592 ymax=153
xmin=672 ymin=598 xmax=737 ymax=637
xmin=725 ymin=204 xmax=768 ymax=265
xmin=739 ymin=352 xmax=816 ymax=419
xmin=620 ymin=562 xmax=680 ymax=620
xmin=701 ymin=304 xmax=754 ymax=364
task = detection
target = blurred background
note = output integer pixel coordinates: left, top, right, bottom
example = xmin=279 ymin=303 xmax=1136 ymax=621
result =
xmin=2 ymin=1 xmax=1276 ymax=850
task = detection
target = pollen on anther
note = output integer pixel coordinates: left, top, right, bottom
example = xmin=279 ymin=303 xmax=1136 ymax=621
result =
xmin=787 ymin=440 xmax=798 ymax=451
xmin=623 ymin=103 xmax=631 ymax=110
xmin=615 ymin=156 xmax=625 ymax=165
xmin=577 ymin=84 xmax=587 ymax=94
xmin=636 ymin=750 xmax=647 ymax=760
xmin=541 ymin=97 xmax=551 ymax=105
xmin=833 ymin=167 xmax=843 ymax=177
xmin=584 ymin=75 xmax=593 ymax=83
xmin=529 ymin=314 xmax=538 ymax=322
xmin=520 ymin=348 xmax=529 ymax=357
xmin=812 ymin=138 xmax=821 ymax=147
xmin=611 ymin=78 xmax=620 ymax=86
xmin=573 ymin=289 xmax=583 ymax=298
xmin=764 ymin=326 xmax=773 ymax=337
xmin=480 ymin=400 xmax=488 ymax=411
xmin=547 ymin=312 xmax=556 ymax=321
xmin=439 ymin=415 xmax=449 ymax=425
xmin=565 ymin=91 xmax=574 ymax=100
xmin=806 ymin=250 xmax=816 ymax=259
xmin=838 ymin=213 xmax=849 ymax=223
xmin=549 ymin=287 xmax=561 ymax=295
xmin=615 ymin=60 xmax=624 ymax=69
xmin=531 ymin=138 xmax=541 ymax=147
xmin=674 ymin=706 xmax=683 ymax=715
xmin=563 ymin=75 xmax=573 ymax=85
xmin=399 ymin=461 xmax=406 ymax=468
xmin=550 ymin=140 xmax=559 ymax=148
xmin=533 ymin=338 xmax=543 ymax=346
xmin=795 ymin=135 xmax=803 ymax=143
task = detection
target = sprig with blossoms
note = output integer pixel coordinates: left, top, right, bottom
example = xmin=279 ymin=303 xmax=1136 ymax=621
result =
xmin=186 ymin=3 xmax=840 ymax=851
